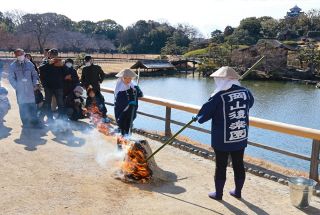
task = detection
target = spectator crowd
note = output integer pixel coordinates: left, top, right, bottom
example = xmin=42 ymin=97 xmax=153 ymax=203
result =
xmin=2 ymin=48 xmax=143 ymax=136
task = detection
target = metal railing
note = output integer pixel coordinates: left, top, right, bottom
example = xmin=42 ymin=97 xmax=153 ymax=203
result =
xmin=101 ymin=87 xmax=320 ymax=182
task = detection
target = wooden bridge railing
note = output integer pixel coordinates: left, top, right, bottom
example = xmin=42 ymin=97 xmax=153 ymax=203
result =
xmin=0 ymin=51 xmax=159 ymax=60
xmin=101 ymin=87 xmax=320 ymax=182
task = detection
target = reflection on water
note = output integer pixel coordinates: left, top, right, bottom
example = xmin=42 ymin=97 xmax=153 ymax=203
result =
xmin=102 ymin=76 xmax=320 ymax=172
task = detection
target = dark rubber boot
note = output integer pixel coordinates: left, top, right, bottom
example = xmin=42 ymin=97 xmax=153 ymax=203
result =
xmin=208 ymin=180 xmax=226 ymax=200
xmin=229 ymin=178 xmax=245 ymax=199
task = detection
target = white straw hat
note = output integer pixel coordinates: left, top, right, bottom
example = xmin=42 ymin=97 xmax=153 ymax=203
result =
xmin=210 ymin=66 xmax=240 ymax=79
xmin=115 ymin=69 xmax=138 ymax=78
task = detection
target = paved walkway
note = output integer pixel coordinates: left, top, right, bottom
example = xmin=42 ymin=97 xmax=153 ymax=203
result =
xmin=0 ymin=81 xmax=319 ymax=215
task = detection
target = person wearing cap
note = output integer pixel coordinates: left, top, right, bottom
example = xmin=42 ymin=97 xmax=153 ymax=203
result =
xmin=64 ymin=58 xmax=80 ymax=99
xmin=81 ymin=55 xmax=105 ymax=94
xmin=8 ymin=49 xmax=42 ymax=128
xmin=0 ymin=87 xmax=10 ymax=127
xmin=39 ymin=48 xmax=68 ymax=121
xmin=194 ymin=66 xmax=254 ymax=201
xmin=65 ymin=86 xmax=86 ymax=121
xmin=114 ymin=69 xmax=143 ymax=135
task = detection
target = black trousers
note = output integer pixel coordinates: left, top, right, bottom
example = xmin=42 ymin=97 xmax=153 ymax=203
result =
xmin=117 ymin=105 xmax=137 ymax=135
xmin=214 ymin=148 xmax=245 ymax=180
xmin=66 ymin=107 xmax=85 ymax=121
xmin=18 ymin=103 xmax=39 ymax=127
xmin=44 ymin=88 xmax=65 ymax=119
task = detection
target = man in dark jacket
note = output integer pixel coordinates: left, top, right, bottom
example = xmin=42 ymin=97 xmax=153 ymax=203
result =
xmin=64 ymin=58 xmax=80 ymax=98
xmin=39 ymin=49 xmax=68 ymax=121
xmin=81 ymin=55 xmax=105 ymax=94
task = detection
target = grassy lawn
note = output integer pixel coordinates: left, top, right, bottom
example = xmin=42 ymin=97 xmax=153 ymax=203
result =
xmin=184 ymin=48 xmax=208 ymax=57
xmin=96 ymin=61 xmax=135 ymax=74
xmin=183 ymin=44 xmax=249 ymax=58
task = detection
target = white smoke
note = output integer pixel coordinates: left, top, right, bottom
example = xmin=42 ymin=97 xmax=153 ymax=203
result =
xmin=50 ymin=118 xmax=72 ymax=133
xmin=49 ymin=118 xmax=125 ymax=169
xmin=95 ymin=138 xmax=125 ymax=168
xmin=79 ymin=126 xmax=125 ymax=168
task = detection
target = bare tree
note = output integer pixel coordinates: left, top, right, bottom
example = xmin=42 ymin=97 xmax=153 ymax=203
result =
xmin=51 ymin=30 xmax=91 ymax=52
xmin=0 ymin=29 xmax=14 ymax=50
xmin=306 ymin=9 xmax=320 ymax=31
xmin=19 ymin=13 xmax=73 ymax=53
xmin=176 ymin=23 xmax=202 ymax=39
xmin=4 ymin=10 xmax=25 ymax=27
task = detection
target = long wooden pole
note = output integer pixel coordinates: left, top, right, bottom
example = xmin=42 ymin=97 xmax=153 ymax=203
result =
xmin=144 ymin=56 xmax=266 ymax=162
xmin=239 ymin=55 xmax=265 ymax=80
xmin=145 ymin=118 xmax=196 ymax=162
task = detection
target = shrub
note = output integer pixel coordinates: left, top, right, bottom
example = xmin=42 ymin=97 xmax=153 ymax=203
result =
xmin=197 ymin=58 xmax=218 ymax=74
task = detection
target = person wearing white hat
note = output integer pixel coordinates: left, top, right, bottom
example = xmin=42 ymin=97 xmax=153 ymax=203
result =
xmin=114 ymin=69 xmax=143 ymax=135
xmin=193 ymin=66 xmax=254 ymax=200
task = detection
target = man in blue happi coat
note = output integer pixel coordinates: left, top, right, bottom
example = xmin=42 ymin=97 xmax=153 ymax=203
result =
xmin=194 ymin=66 xmax=254 ymax=200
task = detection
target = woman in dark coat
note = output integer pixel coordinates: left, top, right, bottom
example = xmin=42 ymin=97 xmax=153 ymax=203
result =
xmin=195 ymin=66 xmax=254 ymax=200
xmin=114 ymin=69 xmax=143 ymax=136
xmin=85 ymin=87 xmax=107 ymax=119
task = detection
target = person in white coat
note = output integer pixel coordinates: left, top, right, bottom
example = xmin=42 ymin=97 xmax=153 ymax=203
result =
xmin=8 ymin=49 xmax=41 ymax=128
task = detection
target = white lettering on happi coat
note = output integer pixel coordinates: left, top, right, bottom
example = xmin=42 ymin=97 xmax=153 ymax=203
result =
xmin=222 ymin=90 xmax=249 ymax=143
xmin=230 ymin=101 xmax=246 ymax=111
xmin=229 ymin=129 xmax=247 ymax=141
xmin=228 ymin=110 xmax=246 ymax=120
xmin=228 ymin=92 xmax=247 ymax=102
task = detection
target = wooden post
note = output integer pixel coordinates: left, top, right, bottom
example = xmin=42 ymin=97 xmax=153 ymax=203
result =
xmin=165 ymin=107 xmax=172 ymax=137
xmin=309 ymin=139 xmax=320 ymax=182
xmin=192 ymin=62 xmax=195 ymax=77
xmin=185 ymin=62 xmax=188 ymax=75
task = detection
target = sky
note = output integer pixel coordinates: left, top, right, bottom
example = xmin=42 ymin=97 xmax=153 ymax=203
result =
xmin=1 ymin=0 xmax=319 ymax=37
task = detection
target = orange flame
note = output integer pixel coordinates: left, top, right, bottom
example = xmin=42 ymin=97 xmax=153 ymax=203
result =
xmin=97 ymin=123 xmax=109 ymax=135
xmin=117 ymin=137 xmax=152 ymax=183
xmin=87 ymin=104 xmax=152 ymax=183
xmin=86 ymin=105 xmax=110 ymax=136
